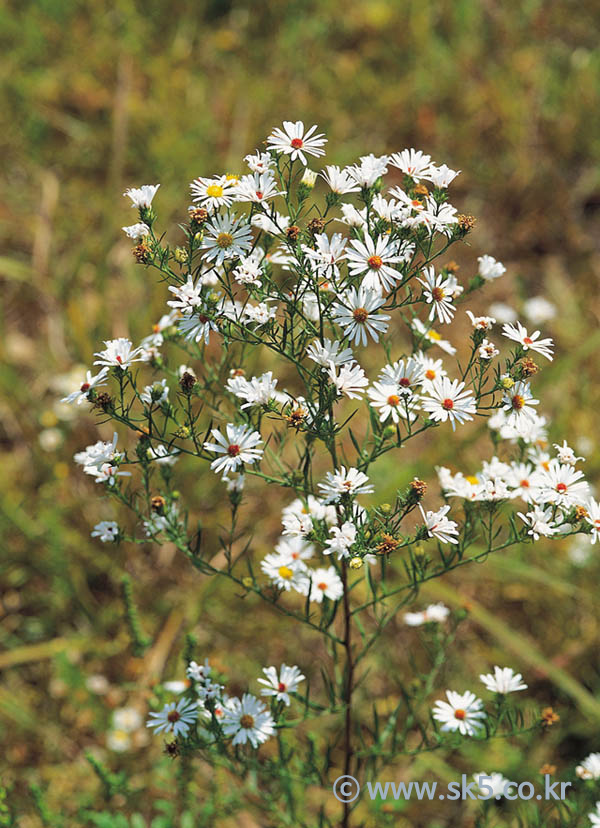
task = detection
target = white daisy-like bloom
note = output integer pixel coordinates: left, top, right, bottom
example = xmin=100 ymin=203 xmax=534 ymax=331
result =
xmin=266 ymin=120 xmax=327 ymax=165
xmin=523 ymin=296 xmax=556 ymax=325
xmin=190 ymin=174 xmax=237 ymax=211
xmin=147 ymin=443 xmax=180 ymax=466
xmin=62 ymin=367 xmax=109 ymax=405
xmin=505 ymin=463 xmax=541 ymax=503
xmin=203 ymin=423 xmax=263 ymax=475
xmin=517 ymin=506 xmax=559 ymax=541
xmin=122 ymin=222 xmax=150 ymax=239
xmin=332 ymin=286 xmax=390 ymax=347
xmin=74 ymin=432 xmax=120 ymax=470
xmin=140 ymin=379 xmax=169 ymax=406
xmin=416 ymin=197 xmax=458 ymax=237
xmin=186 ymin=658 xmax=212 ymax=683
xmin=257 ymin=664 xmax=305 ymax=706
xmin=178 ymin=313 xmax=219 ymax=345
xmin=418 ymin=266 xmax=456 ymax=324
xmin=123 ymin=184 xmax=160 ymax=209
xmin=234 ymin=171 xmax=285 ymax=204
xmin=319 ymin=164 xmax=360 ymax=194
xmin=146 ymin=698 xmax=198 ymax=738
xmin=328 ymin=361 xmax=368 ymax=400
xmin=201 ymin=214 xmax=253 ymax=265
xmin=553 ymin=440 xmax=585 ymax=466
xmin=501 ymin=321 xmax=554 ymax=361
xmin=93 ymin=338 xmax=143 ymax=370
xmin=243 ymin=301 xmax=278 ymax=326
xmin=404 ymin=603 xmax=450 ymax=626
xmin=421 ymin=376 xmax=477 ymax=431
xmin=281 ymin=511 xmax=314 ymax=538
xmin=167 ymin=275 xmax=204 ymax=313
xmin=302 ymin=233 xmax=348 ymax=280
xmin=473 ymin=772 xmax=512 ymax=799
xmin=306 ymin=338 xmax=354 ymax=371
xmin=345 ymin=234 xmax=403 ymax=293
xmin=244 ymin=150 xmax=275 ymax=173
xmin=282 ymin=495 xmax=337 ymax=527
xmin=378 ymin=357 xmax=425 ymax=393
xmin=478 ymin=339 xmax=499 ymax=360
xmin=477 ymin=254 xmax=506 ymax=281
xmin=501 ymin=380 xmax=539 ymax=427
xmin=576 ymin=753 xmax=600 ymax=780
xmin=585 ymin=499 xmax=600 ymax=544
xmin=590 ymin=803 xmax=600 ymax=828
xmin=226 ymin=371 xmax=278 ymax=409
xmin=466 ymin=310 xmax=496 ymax=330
xmin=113 ymin=707 xmax=143 ymax=733
xmin=261 ymin=552 xmax=309 ymax=591
xmin=251 ymin=212 xmax=291 ymax=237
xmin=367 ymin=382 xmax=419 ymax=424
xmin=424 ymin=163 xmax=460 ymax=189
xmin=388 ymin=148 xmax=432 ymax=180
xmin=91 ymin=521 xmax=119 ymax=542
xmin=232 ymin=256 xmax=263 ymax=287
xmin=432 ymin=690 xmax=486 ymax=737
xmin=106 ymin=730 xmax=131 ymax=752
xmin=414 ymin=352 xmax=447 ymax=386
xmin=339 ymin=202 xmax=367 ymax=228
xmin=412 ymin=318 xmax=456 ymax=355
xmin=480 ymin=666 xmax=527 ymax=694
xmin=275 ymin=535 xmax=315 ymax=564
xmin=318 ymin=467 xmax=374 ymax=503
xmin=325 ymin=521 xmax=357 ymax=560
xmin=88 ymin=463 xmax=132 ymax=486
xmin=535 ymin=459 xmax=589 ymax=509
xmin=222 ymin=693 xmax=276 ymax=748
xmin=419 ymin=503 xmax=459 ymax=544
xmin=300 ymin=566 xmax=344 ymax=603
xmin=346 ymin=153 xmax=389 ymax=188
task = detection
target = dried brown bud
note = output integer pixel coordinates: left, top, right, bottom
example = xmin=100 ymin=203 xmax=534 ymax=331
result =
xmin=189 ymin=207 xmax=208 ymax=226
xmin=410 ymin=478 xmax=428 ymax=498
xmin=541 ymin=707 xmax=560 ymax=727
xmin=517 ymin=357 xmax=540 ymax=378
xmin=230 ymin=367 xmax=245 ymax=377
xmin=132 ymin=242 xmax=151 ymax=263
xmin=574 ymin=505 xmax=589 ymax=521
xmin=376 ymin=534 xmax=400 ymax=555
xmin=93 ymin=392 xmax=113 ymax=412
xmin=286 ymin=225 xmax=301 ymax=241
xmin=445 ymin=260 xmax=460 ymax=273
xmin=164 ymin=741 xmax=180 ymax=759
xmin=179 ymin=372 xmax=197 ymax=394
xmin=457 ymin=214 xmax=476 ymax=232
xmin=539 ymin=764 xmax=556 ymax=776
xmin=413 ymin=183 xmax=429 ymax=196
xmin=151 ymin=495 xmax=166 ymax=513
xmin=307 ymin=218 xmax=325 ymax=235
xmin=286 ymin=407 xmax=307 ymax=428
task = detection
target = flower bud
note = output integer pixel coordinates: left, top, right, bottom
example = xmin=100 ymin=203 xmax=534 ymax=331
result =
xmin=349 ymin=557 xmax=363 ymax=570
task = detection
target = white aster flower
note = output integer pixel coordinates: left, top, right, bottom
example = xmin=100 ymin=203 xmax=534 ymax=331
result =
xmin=167 ymin=275 xmax=204 ymax=313
xmin=261 ymin=552 xmax=309 ymax=591
xmin=404 ymin=603 xmax=450 ymax=626
xmin=234 ymin=171 xmax=285 ymax=203
xmin=501 ymin=321 xmax=554 ymax=361
xmin=61 ymin=367 xmax=109 ymax=405
xmin=479 ymin=666 xmax=527 ymax=694
xmin=421 ymin=376 xmax=476 ymax=430
xmin=388 ymin=148 xmax=432 ymax=180
xmin=222 ymin=693 xmax=275 ymax=748
xmin=201 ymin=214 xmax=252 ymax=265
xmin=147 ymin=443 xmax=180 ymax=466
xmin=576 ymin=753 xmax=600 ymax=780
xmin=478 ymin=339 xmax=499 ymax=360
xmin=301 ymin=566 xmax=344 ymax=603
xmin=146 ymin=698 xmax=198 ymax=738
xmin=190 ymin=174 xmax=236 ymax=210
xmin=332 ymin=286 xmax=390 ymax=347
xmin=319 ymin=164 xmax=360 ymax=194
xmin=91 ymin=521 xmax=119 ymax=542
xmin=501 ymin=380 xmax=539 ymax=427
xmin=122 ymin=222 xmax=150 ymax=239
xmin=412 ymin=318 xmax=456 ymax=355
xmin=432 ymin=690 xmax=486 ymax=737
xmin=266 ymin=120 xmax=327 ymax=165
xmin=123 ymin=184 xmax=159 ymax=209
xmin=226 ymin=371 xmax=278 ymax=409
xmin=325 ymin=521 xmax=357 ymax=559
xmin=275 ymin=535 xmax=314 ymax=563
xmin=257 ymin=665 xmax=305 ymax=706
xmin=424 ymin=163 xmax=460 ymax=188
xmin=328 ymin=360 xmax=368 ymax=399
xmin=419 ymin=503 xmax=459 ymax=544
xmin=306 ymin=338 xmax=354 ymax=370
xmin=585 ymin=499 xmax=600 ymax=544
xmin=281 ymin=512 xmax=314 ymax=538
xmin=535 ymin=459 xmax=589 ymax=509
xmin=113 ymin=707 xmax=143 ymax=733
xmin=93 ymin=338 xmax=143 ymax=370
xmin=517 ymin=506 xmax=559 ymax=540
xmin=140 ymin=379 xmax=169 ymax=406
xmin=553 ymin=440 xmax=584 ymax=466
xmin=346 ymin=153 xmax=388 ymax=187
xmin=244 ymin=151 xmax=275 ymax=173
xmin=203 ymin=423 xmax=263 ymax=475
xmin=488 ymin=302 xmax=517 ymax=323
xmin=318 ymin=467 xmax=374 ymax=503
xmin=466 ymin=310 xmax=496 ymax=330
xmin=477 ymin=254 xmax=506 ymax=281
xmin=345 ymin=234 xmax=403 ymax=293
xmin=367 ymin=382 xmax=419 ymax=424
xmin=418 ymin=266 xmax=456 ymax=324
xmin=302 ymin=232 xmax=348 ymax=280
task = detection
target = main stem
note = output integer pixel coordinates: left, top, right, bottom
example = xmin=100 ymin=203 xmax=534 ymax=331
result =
xmin=341 ymin=559 xmax=354 ymax=828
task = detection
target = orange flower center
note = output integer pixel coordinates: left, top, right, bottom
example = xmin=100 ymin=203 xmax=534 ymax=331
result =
xmin=431 ymin=287 xmax=445 ymax=301
xmin=317 ymin=582 xmax=328 ymax=591
xmin=512 ymin=395 xmax=524 ymax=410
xmin=353 ymin=307 xmax=368 ymax=323
xmin=367 ymin=255 xmax=383 ymax=270
xmin=520 ymin=479 xmax=530 ymax=488
xmin=442 ymin=398 xmax=454 ymax=410
xmin=387 ymin=395 xmax=400 ymax=406
xmin=425 ymin=369 xmax=436 ymax=380
xmin=454 ymin=709 xmax=466 ymax=720
xmin=523 ymin=336 xmax=533 ymax=345
xmin=291 ymin=138 xmax=304 ymax=149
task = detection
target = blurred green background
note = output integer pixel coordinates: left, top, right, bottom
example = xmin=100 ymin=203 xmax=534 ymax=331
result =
xmin=2 ymin=0 xmax=600 ymax=825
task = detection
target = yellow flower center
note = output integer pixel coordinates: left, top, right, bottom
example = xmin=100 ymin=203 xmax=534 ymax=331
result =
xmin=278 ymin=565 xmax=293 ymax=579
xmin=432 ymin=287 xmax=445 ymax=301
xmin=206 ymin=184 xmax=224 ymax=198
xmin=387 ymin=395 xmax=400 ymax=406
xmin=427 ymin=330 xmax=442 ymax=341
xmin=425 ymin=369 xmax=436 ymax=380
xmin=465 ymin=475 xmax=479 ymax=485
xmin=216 ymin=232 xmax=234 ymax=249
xmin=225 ymin=174 xmax=239 ymax=182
